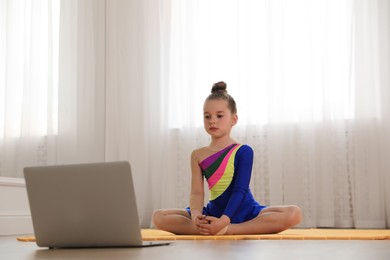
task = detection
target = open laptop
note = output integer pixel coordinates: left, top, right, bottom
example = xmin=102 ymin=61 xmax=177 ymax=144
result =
xmin=24 ymin=161 xmax=170 ymax=248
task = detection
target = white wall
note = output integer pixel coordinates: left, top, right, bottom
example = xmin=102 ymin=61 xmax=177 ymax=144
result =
xmin=0 ymin=177 xmax=33 ymax=235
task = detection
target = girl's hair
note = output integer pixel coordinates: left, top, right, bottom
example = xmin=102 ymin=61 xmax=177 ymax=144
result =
xmin=205 ymin=81 xmax=237 ymax=114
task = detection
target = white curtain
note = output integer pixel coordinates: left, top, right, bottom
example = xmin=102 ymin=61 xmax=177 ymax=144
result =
xmin=153 ymin=0 xmax=390 ymax=228
xmin=353 ymin=0 xmax=390 ymax=228
xmin=1 ymin=0 xmax=389 ymax=228
xmin=0 ymin=0 xmax=105 ymax=174
xmin=105 ymin=0 xmax=171 ymax=226
xmin=56 ymin=0 xmax=105 ymax=164
xmin=0 ymin=0 xmax=60 ymax=176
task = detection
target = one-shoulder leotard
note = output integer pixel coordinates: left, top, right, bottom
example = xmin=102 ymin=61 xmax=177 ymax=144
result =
xmin=186 ymin=144 xmax=266 ymax=223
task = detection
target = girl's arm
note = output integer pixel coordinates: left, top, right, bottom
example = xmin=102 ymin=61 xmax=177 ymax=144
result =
xmin=222 ymin=145 xmax=253 ymax=218
xmin=189 ymin=150 xmax=205 ymax=221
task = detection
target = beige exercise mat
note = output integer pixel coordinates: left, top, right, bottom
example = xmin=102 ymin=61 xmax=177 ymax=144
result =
xmin=141 ymin=228 xmax=390 ymax=240
xmin=17 ymin=228 xmax=390 ymax=242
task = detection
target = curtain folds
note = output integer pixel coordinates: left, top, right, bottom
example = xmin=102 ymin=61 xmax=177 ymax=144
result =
xmin=1 ymin=0 xmax=389 ymax=228
xmin=159 ymin=0 xmax=390 ymax=228
xmin=352 ymin=0 xmax=390 ymax=228
xmin=56 ymin=0 xmax=106 ymax=164
xmin=105 ymin=0 xmax=171 ymax=226
xmin=1 ymin=0 xmax=59 ymax=176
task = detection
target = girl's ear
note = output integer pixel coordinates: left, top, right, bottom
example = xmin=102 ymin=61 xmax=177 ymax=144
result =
xmin=232 ymin=114 xmax=238 ymax=126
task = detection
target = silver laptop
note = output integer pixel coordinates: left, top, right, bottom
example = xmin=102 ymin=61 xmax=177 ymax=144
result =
xmin=24 ymin=161 xmax=170 ymax=248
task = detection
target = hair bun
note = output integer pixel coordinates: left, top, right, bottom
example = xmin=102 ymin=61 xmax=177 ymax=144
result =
xmin=211 ymin=81 xmax=227 ymax=94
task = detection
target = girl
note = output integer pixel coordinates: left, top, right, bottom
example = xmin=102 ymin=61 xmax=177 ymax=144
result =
xmin=153 ymin=81 xmax=302 ymax=235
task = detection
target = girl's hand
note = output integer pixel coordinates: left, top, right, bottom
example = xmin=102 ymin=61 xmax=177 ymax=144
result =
xmin=193 ymin=214 xmax=209 ymax=227
xmin=197 ymin=215 xmax=230 ymax=235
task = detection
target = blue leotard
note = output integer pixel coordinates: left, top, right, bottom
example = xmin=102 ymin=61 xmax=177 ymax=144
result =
xmin=186 ymin=144 xmax=266 ymax=224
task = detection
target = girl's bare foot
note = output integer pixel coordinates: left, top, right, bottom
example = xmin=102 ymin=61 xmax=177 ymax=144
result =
xmin=216 ymin=225 xmax=229 ymax=235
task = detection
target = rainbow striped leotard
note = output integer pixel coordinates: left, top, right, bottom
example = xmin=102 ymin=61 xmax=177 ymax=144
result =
xmin=187 ymin=144 xmax=266 ymax=224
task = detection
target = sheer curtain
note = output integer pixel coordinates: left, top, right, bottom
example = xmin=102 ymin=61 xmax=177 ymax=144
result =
xmin=105 ymin=0 xmax=171 ymax=226
xmin=158 ymin=0 xmax=390 ymax=228
xmin=0 ymin=0 xmax=105 ymax=177
xmin=1 ymin=0 xmax=389 ymax=228
xmin=56 ymin=0 xmax=105 ymax=164
xmin=0 ymin=0 xmax=60 ymax=177
xmin=106 ymin=0 xmax=389 ymax=228
xmin=353 ymin=0 xmax=390 ymax=228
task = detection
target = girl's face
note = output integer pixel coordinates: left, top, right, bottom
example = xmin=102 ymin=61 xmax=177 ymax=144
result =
xmin=203 ymin=99 xmax=237 ymax=138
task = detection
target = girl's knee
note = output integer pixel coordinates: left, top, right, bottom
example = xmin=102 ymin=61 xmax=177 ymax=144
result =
xmin=286 ymin=205 xmax=302 ymax=227
xmin=152 ymin=209 xmax=165 ymax=228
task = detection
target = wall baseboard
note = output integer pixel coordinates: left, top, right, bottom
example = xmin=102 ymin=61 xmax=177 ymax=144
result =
xmin=0 ymin=215 xmax=33 ymax=235
xmin=0 ymin=177 xmax=33 ymax=235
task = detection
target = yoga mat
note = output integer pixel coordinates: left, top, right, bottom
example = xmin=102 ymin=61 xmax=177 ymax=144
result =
xmin=142 ymin=228 xmax=390 ymax=240
xmin=17 ymin=228 xmax=390 ymax=242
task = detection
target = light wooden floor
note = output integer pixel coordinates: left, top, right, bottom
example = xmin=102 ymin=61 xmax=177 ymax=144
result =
xmin=1 ymin=235 xmax=390 ymax=260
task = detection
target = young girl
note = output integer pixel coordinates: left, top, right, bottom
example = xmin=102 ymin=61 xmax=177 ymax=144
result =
xmin=153 ymin=81 xmax=302 ymax=235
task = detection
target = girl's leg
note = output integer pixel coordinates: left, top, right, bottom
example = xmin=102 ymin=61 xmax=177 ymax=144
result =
xmin=225 ymin=205 xmax=302 ymax=235
xmin=152 ymin=209 xmax=201 ymax=235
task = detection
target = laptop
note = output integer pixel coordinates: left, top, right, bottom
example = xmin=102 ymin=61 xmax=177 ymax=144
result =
xmin=24 ymin=161 xmax=170 ymax=248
